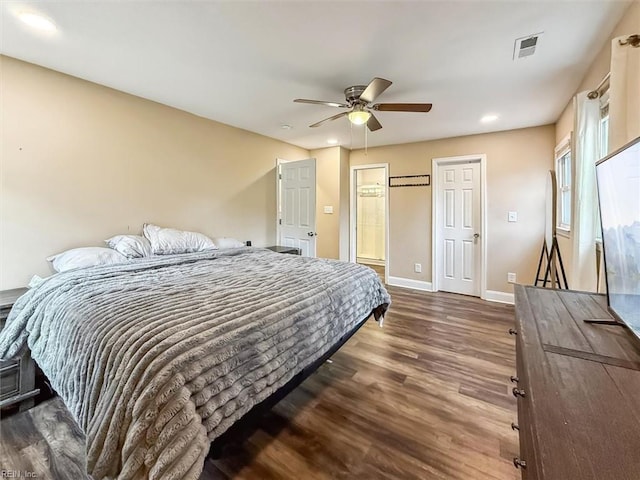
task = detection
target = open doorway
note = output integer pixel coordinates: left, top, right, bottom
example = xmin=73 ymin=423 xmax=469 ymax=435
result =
xmin=350 ymin=164 xmax=389 ymax=284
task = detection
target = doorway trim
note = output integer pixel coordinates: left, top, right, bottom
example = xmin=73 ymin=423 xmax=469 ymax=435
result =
xmin=431 ymin=154 xmax=487 ymax=299
xmin=350 ymin=163 xmax=389 ymax=285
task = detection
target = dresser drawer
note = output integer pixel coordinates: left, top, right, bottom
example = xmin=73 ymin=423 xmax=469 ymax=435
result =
xmin=512 ymin=316 xmax=539 ymax=479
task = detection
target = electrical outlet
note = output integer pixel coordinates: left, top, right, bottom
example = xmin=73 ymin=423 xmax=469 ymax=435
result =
xmin=323 ymin=205 xmax=334 ymax=214
xmin=508 ymin=211 xmax=518 ymax=222
xmin=414 ymin=263 xmax=422 ymax=273
xmin=507 ymin=272 xmax=517 ymax=283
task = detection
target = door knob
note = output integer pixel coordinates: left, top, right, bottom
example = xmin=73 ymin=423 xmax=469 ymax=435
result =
xmin=473 ymin=233 xmax=480 ymax=238
xmin=307 ymin=232 xmax=316 ymax=237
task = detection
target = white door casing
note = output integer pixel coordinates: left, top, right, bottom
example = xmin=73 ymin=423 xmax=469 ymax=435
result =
xmin=277 ymin=158 xmax=317 ymax=257
xmin=433 ymin=156 xmax=485 ymax=297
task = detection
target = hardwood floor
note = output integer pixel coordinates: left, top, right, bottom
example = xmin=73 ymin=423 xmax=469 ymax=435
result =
xmin=0 ymin=395 xmax=87 ymax=479
xmin=0 ymin=284 xmax=519 ymax=480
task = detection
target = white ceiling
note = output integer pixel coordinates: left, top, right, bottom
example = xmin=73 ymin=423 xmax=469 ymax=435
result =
xmin=0 ymin=1 xmax=631 ymax=150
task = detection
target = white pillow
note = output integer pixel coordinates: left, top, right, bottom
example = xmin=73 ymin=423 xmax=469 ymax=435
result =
xmin=213 ymin=237 xmax=245 ymax=249
xmin=47 ymin=247 xmax=128 ymax=273
xmin=143 ymin=223 xmax=217 ymax=255
xmin=105 ymin=234 xmax=152 ymax=259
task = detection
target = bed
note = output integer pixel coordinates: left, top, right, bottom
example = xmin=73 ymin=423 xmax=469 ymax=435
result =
xmin=0 ymin=247 xmax=390 ymax=480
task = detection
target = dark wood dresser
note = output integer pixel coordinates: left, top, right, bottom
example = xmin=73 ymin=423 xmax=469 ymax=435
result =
xmin=265 ymin=245 xmax=302 ymax=255
xmin=512 ymin=285 xmax=640 ymax=479
xmin=0 ymin=287 xmax=39 ymax=412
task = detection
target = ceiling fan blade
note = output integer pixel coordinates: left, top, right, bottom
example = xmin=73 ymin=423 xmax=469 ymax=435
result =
xmin=359 ymin=78 xmax=393 ymax=104
xmin=294 ymin=99 xmax=349 ymax=108
xmin=309 ymin=111 xmax=348 ymax=128
xmin=373 ymin=103 xmax=433 ymax=112
xmin=367 ymin=113 xmax=383 ymax=132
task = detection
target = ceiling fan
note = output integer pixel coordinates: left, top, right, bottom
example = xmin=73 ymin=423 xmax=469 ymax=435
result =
xmin=294 ymin=77 xmax=432 ymax=131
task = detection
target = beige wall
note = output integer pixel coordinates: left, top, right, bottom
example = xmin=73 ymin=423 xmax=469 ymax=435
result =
xmin=338 ymin=147 xmax=350 ymax=261
xmin=350 ymin=125 xmax=555 ymax=294
xmin=312 ymin=146 xmax=340 ymax=259
xmin=311 ymin=146 xmax=350 ymax=260
xmin=554 ymin=1 xmax=639 ymax=286
xmin=0 ymin=55 xmax=309 ymax=289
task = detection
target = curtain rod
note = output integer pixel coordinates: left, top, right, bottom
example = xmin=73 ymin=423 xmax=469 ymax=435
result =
xmin=588 ymin=72 xmax=611 ymax=100
xmin=619 ymin=34 xmax=639 ymax=47
xmin=587 ymin=34 xmax=639 ymax=99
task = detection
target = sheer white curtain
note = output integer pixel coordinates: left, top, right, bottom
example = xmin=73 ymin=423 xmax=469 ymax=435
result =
xmin=571 ymin=92 xmax=600 ymax=291
xmin=609 ymin=35 xmax=640 ymax=152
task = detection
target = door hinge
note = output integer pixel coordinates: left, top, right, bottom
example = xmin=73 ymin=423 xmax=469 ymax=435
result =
xmin=279 ymin=173 xmax=282 ymax=179
xmin=279 ymin=219 xmax=282 ymax=225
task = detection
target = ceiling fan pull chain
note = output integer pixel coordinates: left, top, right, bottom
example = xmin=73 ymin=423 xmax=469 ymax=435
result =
xmin=350 ymin=121 xmax=353 ymax=149
xmin=365 ymin=124 xmax=368 ymax=156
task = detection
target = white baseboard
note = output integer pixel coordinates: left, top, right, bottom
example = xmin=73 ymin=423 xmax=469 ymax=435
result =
xmin=385 ymin=278 xmax=513 ymax=304
xmin=484 ymin=290 xmax=515 ymax=304
xmin=387 ymin=276 xmax=433 ymax=292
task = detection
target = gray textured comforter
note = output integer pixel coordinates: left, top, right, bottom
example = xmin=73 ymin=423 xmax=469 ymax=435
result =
xmin=0 ymin=248 xmax=390 ymax=480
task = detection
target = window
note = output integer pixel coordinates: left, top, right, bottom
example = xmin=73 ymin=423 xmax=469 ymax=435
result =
xmin=599 ymin=89 xmax=610 ymax=158
xmin=595 ymin=88 xmax=610 ymax=242
xmin=555 ymin=136 xmax=572 ymax=232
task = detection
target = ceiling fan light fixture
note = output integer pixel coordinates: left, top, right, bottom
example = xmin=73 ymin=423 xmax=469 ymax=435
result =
xmin=348 ymin=109 xmax=371 ymax=126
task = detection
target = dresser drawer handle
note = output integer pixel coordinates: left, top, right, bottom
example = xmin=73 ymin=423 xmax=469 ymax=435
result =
xmin=509 ymin=328 xmax=517 ymax=336
xmin=512 ymin=387 xmax=526 ymax=398
xmin=510 ymin=375 xmax=519 ymax=383
xmin=511 ymin=422 xmax=519 ymax=431
xmin=513 ymin=457 xmax=527 ymax=469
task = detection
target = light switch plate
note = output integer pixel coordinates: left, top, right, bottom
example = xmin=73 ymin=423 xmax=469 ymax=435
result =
xmin=324 ymin=206 xmax=334 ymax=214
xmin=508 ymin=211 xmax=517 ymax=222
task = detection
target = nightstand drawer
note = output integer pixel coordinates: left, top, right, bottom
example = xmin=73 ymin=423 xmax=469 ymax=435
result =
xmin=0 ymin=305 xmax=12 ymax=331
xmin=0 ymin=359 xmax=21 ymax=399
xmin=0 ymin=287 xmax=39 ymax=411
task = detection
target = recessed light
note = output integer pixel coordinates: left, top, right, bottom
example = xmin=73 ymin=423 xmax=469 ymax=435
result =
xmin=18 ymin=12 xmax=57 ymax=32
xmin=280 ymin=124 xmax=292 ymax=130
xmin=327 ymin=139 xmax=338 ymax=145
xmin=481 ymin=114 xmax=499 ymax=123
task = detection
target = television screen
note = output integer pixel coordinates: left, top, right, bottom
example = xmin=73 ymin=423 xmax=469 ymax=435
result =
xmin=596 ymin=136 xmax=640 ymax=336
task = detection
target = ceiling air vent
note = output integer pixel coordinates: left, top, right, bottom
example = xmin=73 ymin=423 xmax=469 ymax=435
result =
xmin=513 ymin=32 xmax=543 ymax=60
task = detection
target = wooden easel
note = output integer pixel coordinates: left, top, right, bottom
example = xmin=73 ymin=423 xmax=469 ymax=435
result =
xmin=535 ymin=170 xmax=569 ymax=289
xmin=535 ymin=235 xmax=568 ymax=289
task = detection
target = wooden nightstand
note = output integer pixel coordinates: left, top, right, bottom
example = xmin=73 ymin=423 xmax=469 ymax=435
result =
xmin=265 ymin=245 xmax=302 ymax=255
xmin=0 ymin=287 xmax=39 ymax=412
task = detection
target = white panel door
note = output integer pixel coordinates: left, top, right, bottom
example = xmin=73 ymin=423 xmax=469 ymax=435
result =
xmin=438 ymin=161 xmax=481 ymax=296
xmin=279 ymin=158 xmax=316 ymax=257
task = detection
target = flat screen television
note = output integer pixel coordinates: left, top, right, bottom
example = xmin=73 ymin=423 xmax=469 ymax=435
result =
xmin=595 ymin=135 xmax=640 ymax=336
